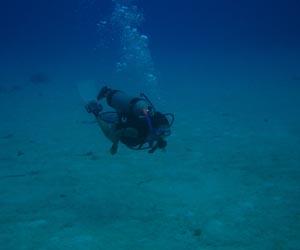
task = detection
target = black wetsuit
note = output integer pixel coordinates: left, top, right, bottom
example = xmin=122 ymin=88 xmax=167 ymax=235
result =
xmin=116 ymin=113 xmax=149 ymax=148
xmin=99 ymin=87 xmax=170 ymax=150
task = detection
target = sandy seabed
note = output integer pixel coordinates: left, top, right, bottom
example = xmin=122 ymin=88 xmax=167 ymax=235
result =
xmin=0 ymin=82 xmax=299 ymax=250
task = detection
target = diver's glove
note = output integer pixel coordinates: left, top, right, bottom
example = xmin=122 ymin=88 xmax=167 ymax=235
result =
xmin=85 ymin=101 xmax=103 ymax=116
xmin=148 ymin=138 xmax=167 ymax=153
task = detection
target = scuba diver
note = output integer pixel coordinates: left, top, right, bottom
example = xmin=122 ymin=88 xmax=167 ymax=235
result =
xmin=85 ymin=86 xmax=174 ymax=155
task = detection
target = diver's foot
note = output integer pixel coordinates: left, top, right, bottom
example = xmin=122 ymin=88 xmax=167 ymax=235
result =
xmin=97 ymin=86 xmax=111 ymax=101
xmin=85 ymin=101 xmax=103 ymax=116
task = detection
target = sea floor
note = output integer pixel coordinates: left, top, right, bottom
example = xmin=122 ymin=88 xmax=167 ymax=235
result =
xmin=0 ymin=80 xmax=300 ymax=250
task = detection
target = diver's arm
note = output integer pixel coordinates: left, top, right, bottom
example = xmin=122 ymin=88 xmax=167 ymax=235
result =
xmin=95 ymin=116 xmax=139 ymax=155
xmin=85 ymin=100 xmax=122 ymax=155
xmin=94 ymin=116 xmax=119 ymax=155
xmin=96 ymin=117 xmax=138 ymax=141
xmin=110 ymin=141 xmax=119 ymax=155
xmin=95 ymin=116 xmax=116 ymax=142
xmin=109 ymin=127 xmax=138 ymax=155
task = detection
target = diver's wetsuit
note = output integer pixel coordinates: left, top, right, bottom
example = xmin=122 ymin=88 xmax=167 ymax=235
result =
xmin=100 ymin=88 xmax=152 ymax=148
xmin=87 ymin=86 xmax=173 ymax=153
xmin=116 ymin=112 xmax=149 ymax=148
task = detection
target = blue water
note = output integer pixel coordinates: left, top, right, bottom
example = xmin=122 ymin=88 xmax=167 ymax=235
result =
xmin=0 ymin=0 xmax=300 ymax=249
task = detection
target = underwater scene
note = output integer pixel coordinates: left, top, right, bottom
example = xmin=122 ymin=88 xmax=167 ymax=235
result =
xmin=0 ymin=0 xmax=300 ymax=249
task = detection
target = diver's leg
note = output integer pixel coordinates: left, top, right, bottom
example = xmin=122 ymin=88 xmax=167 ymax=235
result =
xmin=108 ymin=128 xmax=138 ymax=155
xmin=86 ymin=100 xmax=120 ymax=154
xmin=97 ymin=86 xmax=112 ymax=101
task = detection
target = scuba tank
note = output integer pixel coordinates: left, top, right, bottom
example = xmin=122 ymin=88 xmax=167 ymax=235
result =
xmin=107 ymin=90 xmax=150 ymax=117
xmin=98 ymin=87 xmax=154 ymax=117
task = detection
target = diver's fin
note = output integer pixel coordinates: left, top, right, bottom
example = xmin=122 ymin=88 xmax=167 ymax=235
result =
xmin=85 ymin=101 xmax=103 ymax=116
